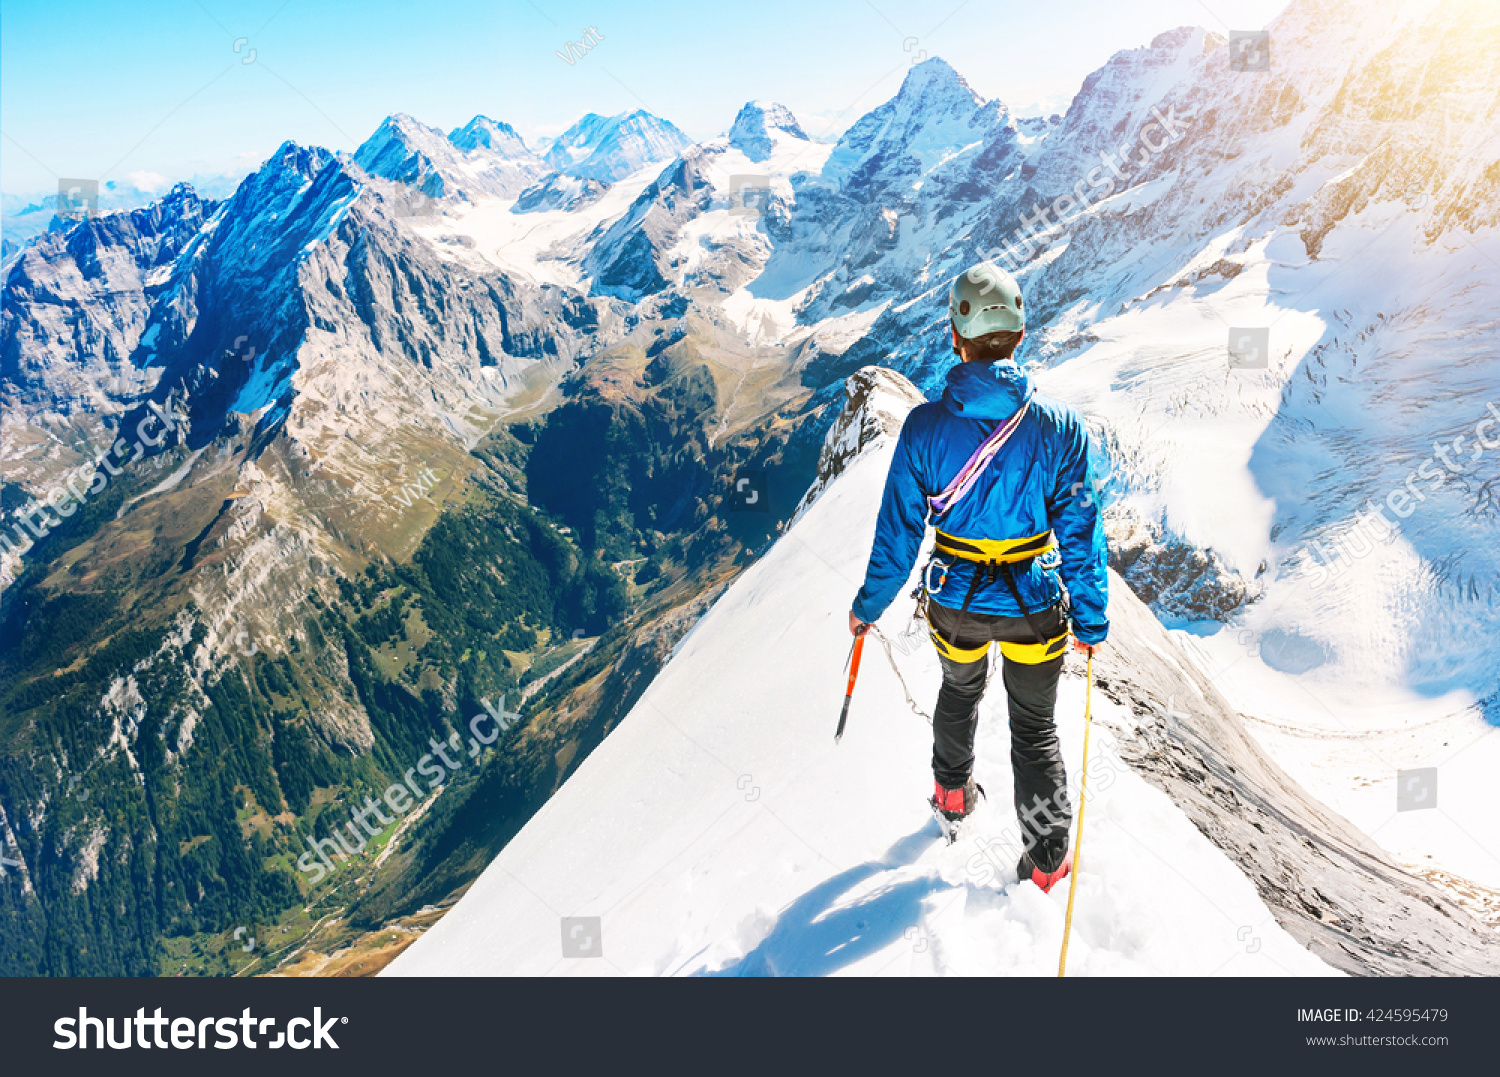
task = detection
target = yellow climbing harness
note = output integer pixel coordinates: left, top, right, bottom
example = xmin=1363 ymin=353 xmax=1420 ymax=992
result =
xmin=932 ymin=528 xmax=1056 ymax=563
xmin=927 ymin=623 xmax=1070 ymax=664
xmin=924 ymin=528 xmax=1070 ymax=664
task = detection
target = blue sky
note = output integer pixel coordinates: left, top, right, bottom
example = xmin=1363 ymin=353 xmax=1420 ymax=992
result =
xmin=1 ymin=0 xmax=1287 ymax=195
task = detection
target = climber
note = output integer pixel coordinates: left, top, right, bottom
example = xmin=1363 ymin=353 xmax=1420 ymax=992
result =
xmin=848 ymin=261 xmax=1109 ymax=893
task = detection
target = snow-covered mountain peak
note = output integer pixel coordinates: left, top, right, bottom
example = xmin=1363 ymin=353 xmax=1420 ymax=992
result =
xmin=727 ymin=100 xmax=810 ymax=162
xmin=448 ymin=114 xmax=531 ymax=157
xmin=542 ymin=109 xmax=693 ymax=184
xmin=353 ymin=113 xmax=459 ymax=193
xmin=539 ymin=111 xmax=609 ymax=166
xmin=821 ymin=56 xmax=1007 ymax=192
xmin=353 ymin=111 xmax=548 ymax=201
xmin=357 ymin=112 xmax=448 ymax=161
xmin=897 ymin=55 xmax=985 ymax=112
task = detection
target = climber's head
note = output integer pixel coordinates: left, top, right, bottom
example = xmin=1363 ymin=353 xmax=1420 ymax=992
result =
xmin=949 ymin=261 xmax=1025 ymax=362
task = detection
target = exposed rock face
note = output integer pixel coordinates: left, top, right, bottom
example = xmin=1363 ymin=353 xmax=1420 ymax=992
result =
xmin=585 ymin=154 xmax=717 ymax=299
xmin=820 ymin=58 xmax=1008 ymax=197
xmin=792 ymin=365 xmax=928 ymax=521
xmin=448 ymin=115 xmax=531 ymax=157
xmin=1022 ymin=26 xmax=1221 ymax=198
xmin=3 ymin=139 xmax=596 ymax=502
xmin=1105 ymin=504 xmax=1261 ymax=621
xmin=512 ymin=173 xmax=609 ymax=215
xmin=1 ymin=185 xmax=218 ymax=465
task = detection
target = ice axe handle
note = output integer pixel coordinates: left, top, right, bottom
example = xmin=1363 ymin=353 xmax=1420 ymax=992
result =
xmin=834 ymin=632 xmax=867 ymax=743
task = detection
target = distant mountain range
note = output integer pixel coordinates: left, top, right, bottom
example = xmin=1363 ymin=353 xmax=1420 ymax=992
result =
xmin=1 ymin=172 xmax=248 ymax=261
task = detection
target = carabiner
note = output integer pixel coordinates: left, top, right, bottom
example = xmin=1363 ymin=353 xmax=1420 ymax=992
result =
xmin=924 ymin=556 xmax=953 ymax=597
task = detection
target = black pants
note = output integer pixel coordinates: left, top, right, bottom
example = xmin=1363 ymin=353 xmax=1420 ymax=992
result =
xmin=928 ymin=600 xmax=1071 ymax=865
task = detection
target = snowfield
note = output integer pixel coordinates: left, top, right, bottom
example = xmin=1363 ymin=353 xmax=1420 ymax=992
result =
xmin=389 ymin=415 xmax=1336 ymax=977
xmin=413 ymin=163 xmax=665 ymax=289
xmin=1173 ymin=625 xmax=1500 ymax=895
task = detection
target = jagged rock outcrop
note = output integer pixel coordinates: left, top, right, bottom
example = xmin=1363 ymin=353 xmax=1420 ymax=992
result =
xmin=792 ymin=365 xmax=926 ymax=520
xmin=1105 ymin=504 xmax=1261 ymax=621
xmin=0 ymin=185 xmax=219 ymax=468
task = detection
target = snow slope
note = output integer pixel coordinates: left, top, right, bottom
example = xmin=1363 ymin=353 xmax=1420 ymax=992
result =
xmin=1172 ymin=625 xmax=1500 ymax=897
xmin=388 ymin=379 xmax=1335 ymax=977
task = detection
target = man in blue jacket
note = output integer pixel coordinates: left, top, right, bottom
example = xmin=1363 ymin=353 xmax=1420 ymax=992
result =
xmin=848 ymin=262 xmax=1109 ymax=893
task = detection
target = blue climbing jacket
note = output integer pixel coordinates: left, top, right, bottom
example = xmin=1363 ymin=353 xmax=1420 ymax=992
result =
xmin=851 ymin=359 xmax=1110 ymax=645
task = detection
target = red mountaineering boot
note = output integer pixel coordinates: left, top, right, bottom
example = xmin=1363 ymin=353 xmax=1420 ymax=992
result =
xmin=929 ymin=777 xmax=984 ymax=844
xmin=1017 ymin=846 xmax=1073 ymax=894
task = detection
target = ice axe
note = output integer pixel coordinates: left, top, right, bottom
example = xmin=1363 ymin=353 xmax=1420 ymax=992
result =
xmin=834 ymin=627 xmax=868 ymax=743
